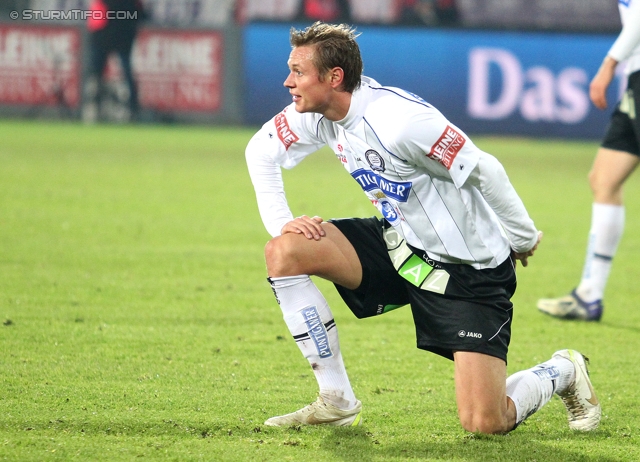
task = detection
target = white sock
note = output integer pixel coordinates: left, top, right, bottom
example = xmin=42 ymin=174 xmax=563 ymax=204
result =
xmin=506 ymin=356 xmax=575 ymax=427
xmin=576 ymin=203 xmax=624 ymax=303
xmin=268 ymin=275 xmax=357 ymax=410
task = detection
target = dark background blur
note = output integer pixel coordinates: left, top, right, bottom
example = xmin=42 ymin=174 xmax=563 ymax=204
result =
xmin=0 ymin=0 xmax=624 ymax=138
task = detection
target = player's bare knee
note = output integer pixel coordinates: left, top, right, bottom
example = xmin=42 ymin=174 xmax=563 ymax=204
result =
xmin=587 ymin=168 xmax=607 ymax=196
xmin=588 ymin=169 xmax=622 ymax=202
xmin=459 ymin=412 xmax=510 ymax=435
xmin=264 ymin=235 xmax=306 ymax=277
xmin=264 ymin=237 xmax=289 ymax=276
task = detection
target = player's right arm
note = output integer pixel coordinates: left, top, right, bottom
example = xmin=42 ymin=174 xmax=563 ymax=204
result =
xmin=591 ymin=0 xmax=640 ymax=109
xmin=245 ymin=105 xmax=326 ymax=237
xmin=590 ymin=57 xmax=618 ymax=110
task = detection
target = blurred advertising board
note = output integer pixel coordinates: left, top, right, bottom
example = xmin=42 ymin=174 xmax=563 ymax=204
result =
xmin=0 ymin=21 xmax=242 ymax=124
xmin=244 ymin=24 xmax=623 ymax=139
xmin=102 ymin=26 xmax=242 ymax=123
xmin=0 ymin=24 xmax=80 ymax=108
xmin=99 ymin=28 xmax=227 ymax=120
xmin=132 ymin=29 xmax=223 ymax=112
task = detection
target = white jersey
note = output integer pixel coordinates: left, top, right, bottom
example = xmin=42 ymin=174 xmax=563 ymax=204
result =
xmin=246 ymin=77 xmax=538 ymax=270
xmin=609 ymin=0 xmax=640 ymax=75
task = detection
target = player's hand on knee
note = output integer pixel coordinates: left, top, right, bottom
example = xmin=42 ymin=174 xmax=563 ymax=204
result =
xmin=281 ymin=215 xmax=326 ymax=240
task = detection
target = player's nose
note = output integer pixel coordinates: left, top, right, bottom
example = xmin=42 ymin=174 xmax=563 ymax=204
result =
xmin=283 ymin=72 xmax=295 ymax=88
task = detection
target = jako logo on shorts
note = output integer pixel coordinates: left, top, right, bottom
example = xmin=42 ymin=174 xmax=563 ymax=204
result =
xmin=303 ymin=306 xmax=333 ymax=358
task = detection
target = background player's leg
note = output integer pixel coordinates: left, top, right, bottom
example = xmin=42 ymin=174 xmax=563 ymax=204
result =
xmin=576 ymin=148 xmax=638 ymax=302
xmin=537 ymin=148 xmax=638 ymax=320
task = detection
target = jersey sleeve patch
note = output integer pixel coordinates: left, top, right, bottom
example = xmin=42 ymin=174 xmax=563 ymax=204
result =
xmin=427 ymin=125 xmax=466 ymax=169
xmin=274 ymin=110 xmax=299 ymax=150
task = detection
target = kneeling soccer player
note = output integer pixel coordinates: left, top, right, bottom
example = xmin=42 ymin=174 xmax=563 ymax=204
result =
xmin=246 ymin=22 xmax=601 ymax=433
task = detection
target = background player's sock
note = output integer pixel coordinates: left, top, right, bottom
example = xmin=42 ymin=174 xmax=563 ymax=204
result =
xmin=575 ymin=203 xmax=624 ymax=303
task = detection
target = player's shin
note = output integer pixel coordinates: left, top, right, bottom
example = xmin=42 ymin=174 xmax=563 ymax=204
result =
xmin=268 ymin=275 xmax=358 ymax=410
xmin=506 ymin=356 xmax=575 ymax=428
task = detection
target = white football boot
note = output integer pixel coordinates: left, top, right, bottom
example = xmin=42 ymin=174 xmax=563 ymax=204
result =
xmin=264 ymin=396 xmax=362 ymax=427
xmin=553 ymin=349 xmax=601 ymax=431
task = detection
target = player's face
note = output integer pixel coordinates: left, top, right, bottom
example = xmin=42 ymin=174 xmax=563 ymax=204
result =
xmin=284 ymin=46 xmax=333 ymax=115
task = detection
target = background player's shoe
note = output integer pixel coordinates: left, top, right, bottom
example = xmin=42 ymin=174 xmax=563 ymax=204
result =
xmin=553 ymin=349 xmax=601 ymax=431
xmin=264 ymin=396 xmax=362 ymax=427
xmin=537 ymin=289 xmax=603 ymax=321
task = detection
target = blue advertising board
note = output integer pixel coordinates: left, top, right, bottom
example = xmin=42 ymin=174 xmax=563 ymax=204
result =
xmin=244 ymin=24 xmax=623 ymax=139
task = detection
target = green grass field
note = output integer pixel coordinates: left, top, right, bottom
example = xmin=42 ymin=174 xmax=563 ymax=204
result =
xmin=1 ymin=120 xmax=639 ymax=461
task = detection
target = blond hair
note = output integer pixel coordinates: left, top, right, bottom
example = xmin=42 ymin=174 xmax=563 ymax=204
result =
xmin=290 ymin=22 xmax=363 ymax=93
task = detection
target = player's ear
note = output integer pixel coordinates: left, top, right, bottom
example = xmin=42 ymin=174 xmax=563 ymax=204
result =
xmin=328 ymin=67 xmax=345 ymax=89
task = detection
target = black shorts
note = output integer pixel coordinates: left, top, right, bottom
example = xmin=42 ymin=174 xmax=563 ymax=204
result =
xmin=601 ymin=70 xmax=640 ymax=156
xmin=329 ymin=216 xmax=517 ymax=363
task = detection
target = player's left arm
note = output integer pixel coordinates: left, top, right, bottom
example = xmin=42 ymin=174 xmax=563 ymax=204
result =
xmin=396 ymin=111 xmax=540 ymax=265
xmin=466 ymin=151 xmax=541 ymax=266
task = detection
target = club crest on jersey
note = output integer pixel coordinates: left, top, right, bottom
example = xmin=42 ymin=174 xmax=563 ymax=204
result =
xmin=365 ymin=149 xmax=385 ymax=172
xmin=351 ymin=168 xmax=412 ymax=202
xmin=379 ymin=199 xmax=401 ymax=226
xmin=428 ymin=125 xmax=465 ymax=169
xmin=274 ymin=110 xmax=299 ymax=150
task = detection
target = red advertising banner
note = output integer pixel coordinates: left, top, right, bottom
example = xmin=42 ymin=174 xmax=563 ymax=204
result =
xmin=132 ymin=29 xmax=223 ymax=112
xmin=0 ymin=25 xmax=81 ymax=107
